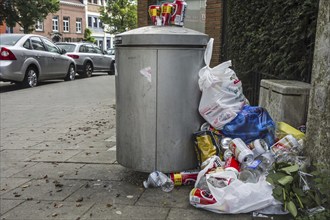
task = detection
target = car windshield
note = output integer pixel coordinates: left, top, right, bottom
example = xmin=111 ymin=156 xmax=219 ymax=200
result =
xmin=0 ymin=35 xmax=24 ymax=46
xmin=57 ymin=44 xmax=76 ymax=52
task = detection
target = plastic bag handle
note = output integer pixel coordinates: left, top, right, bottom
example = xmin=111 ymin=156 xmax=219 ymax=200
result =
xmin=204 ymin=38 xmax=214 ymax=67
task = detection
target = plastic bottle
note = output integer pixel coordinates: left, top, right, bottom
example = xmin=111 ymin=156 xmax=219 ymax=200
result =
xmin=143 ymin=171 xmax=174 ymax=192
xmin=238 ymin=152 xmax=274 ymax=183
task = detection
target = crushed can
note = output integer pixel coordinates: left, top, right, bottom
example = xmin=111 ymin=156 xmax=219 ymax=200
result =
xmin=171 ymin=0 xmax=187 ymax=26
xmin=248 ymin=139 xmax=268 ymax=158
xmin=161 ymin=3 xmax=174 ymax=25
xmin=169 ymin=171 xmax=199 ymax=186
xmin=148 ymin=5 xmax=161 ymax=26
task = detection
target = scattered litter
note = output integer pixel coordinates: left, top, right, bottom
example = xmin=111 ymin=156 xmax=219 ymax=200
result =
xmin=21 ymin=184 xmax=30 ymax=188
xmin=115 ymin=211 xmax=122 ymax=215
xmin=106 ymin=204 xmax=112 ymax=208
xmin=52 ymin=213 xmax=58 ymax=217
xmin=126 ymin=195 xmax=134 ymax=199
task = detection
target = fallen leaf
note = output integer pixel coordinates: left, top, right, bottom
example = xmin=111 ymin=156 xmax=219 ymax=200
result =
xmin=76 ymin=203 xmax=82 ymax=207
xmin=52 ymin=213 xmax=58 ymax=217
xmin=76 ymin=197 xmax=83 ymax=202
xmin=21 ymin=184 xmax=30 ymax=188
xmin=106 ymin=204 xmax=112 ymax=208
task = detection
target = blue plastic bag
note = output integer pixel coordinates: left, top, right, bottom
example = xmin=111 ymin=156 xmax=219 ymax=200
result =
xmin=221 ymin=106 xmax=275 ymax=146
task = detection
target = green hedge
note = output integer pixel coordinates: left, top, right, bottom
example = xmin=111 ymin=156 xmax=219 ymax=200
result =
xmin=226 ymin=0 xmax=319 ymax=82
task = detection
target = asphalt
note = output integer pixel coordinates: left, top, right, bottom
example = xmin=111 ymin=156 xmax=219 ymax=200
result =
xmin=0 ymin=75 xmax=291 ymax=220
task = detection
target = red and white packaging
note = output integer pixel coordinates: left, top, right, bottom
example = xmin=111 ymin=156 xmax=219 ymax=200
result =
xmin=224 ymin=156 xmax=240 ymax=175
xmin=190 ymin=188 xmax=217 ymax=205
xmin=169 ymin=171 xmax=199 ymax=186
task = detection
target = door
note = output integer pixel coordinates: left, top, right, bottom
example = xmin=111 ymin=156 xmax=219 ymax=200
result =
xmin=42 ymin=38 xmax=67 ymax=78
xmin=93 ymin=45 xmax=107 ymax=70
xmin=30 ymin=36 xmax=51 ymax=79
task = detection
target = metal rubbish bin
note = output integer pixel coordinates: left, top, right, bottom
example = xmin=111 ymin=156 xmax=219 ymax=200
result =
xmin=114 ymin=26 xmax=209 ymax=173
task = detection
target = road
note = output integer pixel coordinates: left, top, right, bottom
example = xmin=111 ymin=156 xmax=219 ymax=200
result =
xmin=0 ymin=74 xmax=276 ymax=219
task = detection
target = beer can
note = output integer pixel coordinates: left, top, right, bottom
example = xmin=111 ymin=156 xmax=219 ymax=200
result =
xmin=248 ymin=139 xmax=268 ymax=158
xmin=270 ymin=134 xmax=300 ymax=156
xmin=171 ymin=0 xmax=187 ymax=26
xmin=229 ymin=138 xmax=254 ymax=164
xmin=220 ymin=137 xmax=232 ymax=153
xmin=169 ymin=171 xmax=199 ymax=186
xmin=161 ymin=3 xmax=174 ymax=25
xmin=148 ymin=5 xmax=161 ymax=26
xmin=224 ymin=156 xmax=240 ymax=175
xmin=223 ymin=149 xmax=233 ymax=161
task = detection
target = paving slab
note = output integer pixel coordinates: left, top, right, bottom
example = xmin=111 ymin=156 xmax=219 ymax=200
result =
xmin=65 ymin=164 xmax=126 ymax=181
xmin=0 ymin=162 xmax=37 ymax=178
xmin=0 ymin=199 xmax=25 ymax=215
xmin=0 ymin=200 xmax=94 ymax=220
xmin=25 ymin=141 xmax=85 ymax=150
xmin=80 ymin=203 xmax=170 ymax=220
xmin=1 ymin=179 xmax=86 ymax=201
xmin=66 ymin=149 xmax=116 ymax=164
xmin=0 ymin=149 xmax=41 ymax=162
xmin=0 ymin=140 xmax=42 ymax=150
xmin=27 ymin=149 xmax=82 ymax=162
xmin=0 ymin=177 xmax=32 ymax=196
xmin=11 ymin=162 xmax=84 ymax=179
xmin=65 ymin=180 xmax=144 ymax=206
xmin=136 ymin=186 xmax=192 ymax=208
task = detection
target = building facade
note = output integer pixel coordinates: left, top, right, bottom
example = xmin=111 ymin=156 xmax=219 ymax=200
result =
xmin=86 ymin=0 xmax=114 ymax=50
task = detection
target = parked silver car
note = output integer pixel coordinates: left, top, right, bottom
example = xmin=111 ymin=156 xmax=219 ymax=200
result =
xmin=56 ymin=42 xmax=115 ymax=77
xmin=0 ymin=34 xmax=76 ymax=87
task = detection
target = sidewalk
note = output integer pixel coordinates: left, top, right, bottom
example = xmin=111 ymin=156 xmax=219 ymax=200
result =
xmin=0 ymin=77 xmax=290 ymax=220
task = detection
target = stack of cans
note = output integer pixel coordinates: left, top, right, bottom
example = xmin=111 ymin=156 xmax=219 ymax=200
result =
xmin=148 ymin=0 xmax=187 ymax=26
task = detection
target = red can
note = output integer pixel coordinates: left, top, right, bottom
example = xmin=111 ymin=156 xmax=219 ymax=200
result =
xmin=161 ymin=3 xmax=174 ymax=25
xmin=171 ymin=0 xmax=187 ymax=26
xmin=224 ymin=156 xmax=240 ymax=175
xmin=190 ymin=188 xmax=217 ymax=205
xmin=148 ymin=5 xmax=161 ymax=25
xmin=169 ymin=171 xmax=199 ymax=186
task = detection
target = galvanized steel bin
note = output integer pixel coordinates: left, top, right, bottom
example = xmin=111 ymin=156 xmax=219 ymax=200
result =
xmin=115 ymin=26 xmax=209 ymax=173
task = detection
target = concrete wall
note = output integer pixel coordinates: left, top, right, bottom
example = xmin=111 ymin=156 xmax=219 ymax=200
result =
xmin=305 ymin=0 xmax=330 ymax=167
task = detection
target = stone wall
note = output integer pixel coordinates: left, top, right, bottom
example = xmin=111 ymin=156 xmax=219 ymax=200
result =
xmin=305 ymin=0 xmax=330 ymax=167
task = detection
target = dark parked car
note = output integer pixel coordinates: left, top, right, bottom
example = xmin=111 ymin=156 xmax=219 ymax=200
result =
xmin=56 ymin=42 xmax=115 ymax=77
xmin=0 ymin=34 xmax=76 ymax=87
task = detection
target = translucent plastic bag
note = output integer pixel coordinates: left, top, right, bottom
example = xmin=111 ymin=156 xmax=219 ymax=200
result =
xmin=198 ymin=39 xmax=248 ymax=130
xmin=190 ymin=156 xmax=275 ymax=214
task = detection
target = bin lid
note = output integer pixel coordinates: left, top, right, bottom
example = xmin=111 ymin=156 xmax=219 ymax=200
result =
xmin=114 ymin=26 xmax=209 ymax=46
xmin=260 ymin=79 xmax=311 ymax=95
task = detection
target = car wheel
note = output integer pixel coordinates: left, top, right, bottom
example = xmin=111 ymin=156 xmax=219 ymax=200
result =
xmin=83 ymin=62 xmax=93 ymax=78
xmin=108 ymin=61 xmax=115 ymax=75
xmin=23 ymin=66 xmax=38 ymax=88
xmin=64 ymin=64 xmax=76 ymax=81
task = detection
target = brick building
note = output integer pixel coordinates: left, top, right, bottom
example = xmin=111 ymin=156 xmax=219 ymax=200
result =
xmin=12 ymin=0 xmax=86 ymax=42
xmin=137 ymin=0 xmax=222 ymax=67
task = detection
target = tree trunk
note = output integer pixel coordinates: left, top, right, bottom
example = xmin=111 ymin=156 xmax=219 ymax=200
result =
xmin=305 ymin=0 xmax=330 ymax=168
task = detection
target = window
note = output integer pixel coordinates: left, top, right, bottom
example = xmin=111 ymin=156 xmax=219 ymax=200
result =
xmin=76 ymin=18 xmax=82 ymax=33
xmin=63 ymin=17 xmax=69 ymax=32
xmin=35 ymin=20 xmax=43 ymax=31
xmin=94 ymin=46 xmax=103 ymax=54
xmin=93 ymin=0 xmax=97 ymax=4
xmin=23 ymin=40 xmax=32 ymax=49
xmin=93 ymin=17 xmax=98 ymax=28
xmin=42 ymin=38 xmax=60 ymax=53
xmin=99 ymin=19 xmax=103 ymax=29
xmin=30 ymin=37 xmax=46 ymax=51
xmin=88 ymin=16 xmax=92 ymax=28
xmin=52 ymin=16 xmax=59 ymax=32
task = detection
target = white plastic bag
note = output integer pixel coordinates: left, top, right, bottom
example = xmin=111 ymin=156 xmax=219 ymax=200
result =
xmin=198 ymin=39 xmax=248 ymax=130
xmin=190 ymin=156 xmax=275 ymax=214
